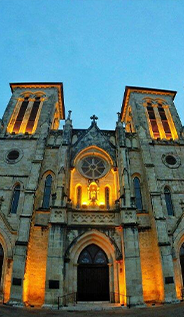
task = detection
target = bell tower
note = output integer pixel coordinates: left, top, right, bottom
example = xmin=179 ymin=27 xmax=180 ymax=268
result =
xmin=1 ymin=82 xmax=65 ymax=137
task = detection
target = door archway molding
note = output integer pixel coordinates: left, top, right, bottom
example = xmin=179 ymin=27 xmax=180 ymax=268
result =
xmin=64 ymin=229 xmax=120 ymax=300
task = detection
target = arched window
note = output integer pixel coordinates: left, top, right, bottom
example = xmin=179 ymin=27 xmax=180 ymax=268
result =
xmin=78 ymin=244 xmax=108 ymax=265
xmin=164 ymin=187 xmax=174 ymax=216
xmin=13 ymin=97 xmax=29 ymax=133
xmin=158 ymin=104 xmax=171 ymax=139
xmin=76 ymin=186 xmax=82 ymax=208
xmin=42 ymin=175 xmax=52 ymax=209
xmin=105 ymin=187 xmax=110 ymax=209
xmin=25 ymin=97 xmax=41 ymax=133
xmin=133 ymin=177 xmax=143 ymax=211
xmin=147 ymin=103 xmax=159 ymax=138
xmin=10 ymin=184 xmax=20 ymax=214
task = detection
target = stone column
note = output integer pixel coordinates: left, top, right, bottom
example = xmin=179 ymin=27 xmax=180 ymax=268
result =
xmin=44 ymin=211 xmax=67 ymax=306
xmin=9 ymin=192 xmax=34 ymax=304
xmin=9 ymin=131 xmax=48 ymax=304
xmin=116 ymin=120 xmax=131 ymax=208
xmin=150 ymin=194 xmax=178 ymax=302
xmin=121 ymin=209 xmax=144 ymax=306
xmin=138 ymin=136 xmax=177 ymax=302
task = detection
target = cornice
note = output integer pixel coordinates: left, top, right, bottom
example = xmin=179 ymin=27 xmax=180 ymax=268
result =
xmin=10 ymin=82 xmax=65 ymax=120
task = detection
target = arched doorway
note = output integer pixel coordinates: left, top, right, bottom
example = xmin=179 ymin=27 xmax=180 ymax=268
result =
xmin=180 ymin=243 xmax=184 ymax=285
xmin=0 ymin=244 xmax=4 ymax=284
xmin=77 ymin=244 xmax=109 ymax=301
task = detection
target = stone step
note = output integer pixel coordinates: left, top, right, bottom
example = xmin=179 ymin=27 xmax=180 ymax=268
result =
xmin=60 ymin=302 xmax=124 ymax=311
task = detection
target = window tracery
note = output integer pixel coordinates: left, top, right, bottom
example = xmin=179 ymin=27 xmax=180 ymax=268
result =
xmin=78 ymin=244 xmax=108 ymax=265
xmin=143 ymin=99 xmax=178 ymax=140
xmin=7 ymin=93 xmax=46 ymax=134
xmin=80 ymin=156 xmax=107 ymax=179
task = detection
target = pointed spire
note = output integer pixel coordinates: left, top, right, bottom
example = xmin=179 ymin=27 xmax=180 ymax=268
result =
xmin=67 ymin=110 xmax=72 ymax=120
xmin=117 ymin=112 xmax=121 ymax=122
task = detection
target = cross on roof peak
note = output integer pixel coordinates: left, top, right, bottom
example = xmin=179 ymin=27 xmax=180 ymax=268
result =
xmin=90 ymin=114 xmax=98 ymax=124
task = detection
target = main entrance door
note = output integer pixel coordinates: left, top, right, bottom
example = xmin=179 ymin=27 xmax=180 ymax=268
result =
xmin=77 ymin=244 xmax=109 ymax=301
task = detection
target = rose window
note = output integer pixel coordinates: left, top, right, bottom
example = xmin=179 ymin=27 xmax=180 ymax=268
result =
xmin=80 ymin=156 xmax=107 ymax=179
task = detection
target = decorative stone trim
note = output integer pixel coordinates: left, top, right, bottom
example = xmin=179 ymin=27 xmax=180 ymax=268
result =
xmin=71 ymin=212 xmax=116 ymax=225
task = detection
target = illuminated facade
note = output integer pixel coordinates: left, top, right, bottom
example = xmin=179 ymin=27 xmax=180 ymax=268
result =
xmin=0 ymin=83 xmax=184 ymax=307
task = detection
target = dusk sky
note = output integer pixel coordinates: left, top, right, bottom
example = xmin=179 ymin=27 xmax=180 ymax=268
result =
xmin=0 ymin=0 xmax=184 ymax=130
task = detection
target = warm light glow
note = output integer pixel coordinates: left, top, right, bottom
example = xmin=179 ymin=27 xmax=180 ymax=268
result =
xmin=3 ymin=259 xmax=13 ymax=303
xmin=143 ymin=99 xmax=178 ymax=141
xmin=7 ymin=95 xmax=45 ymax=135
xmin=139 ymin=230 xmax=164 ymax=303
xmin=70 ymin=147 xmax=117 ymax=210
xmin=23 ymin=225 xmax=49 ymax=306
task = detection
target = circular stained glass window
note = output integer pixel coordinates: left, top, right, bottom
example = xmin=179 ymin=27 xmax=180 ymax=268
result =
xmin=80 ymin=156 xmax=108 ymax=179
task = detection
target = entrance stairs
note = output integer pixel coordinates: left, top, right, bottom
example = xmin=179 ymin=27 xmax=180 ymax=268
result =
xmin=61 ymin=301 xmax=124 ymax=311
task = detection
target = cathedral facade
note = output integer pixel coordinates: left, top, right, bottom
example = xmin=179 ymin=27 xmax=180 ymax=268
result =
xmin=0 ymin=82 xmax=184 ymax=307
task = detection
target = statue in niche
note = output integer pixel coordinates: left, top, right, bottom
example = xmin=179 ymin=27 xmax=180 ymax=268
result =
xmin=88 ymin=182 xmax=99 ymax=207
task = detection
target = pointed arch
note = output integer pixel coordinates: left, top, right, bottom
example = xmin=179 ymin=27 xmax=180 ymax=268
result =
xmin=64 ymin=230 xmax=122 ymax=302
xmin=164 ymin=186 xmax=174 ymax=216
xmin=10 ymin=183 xmax=20 ymax=214
xmin=133 ymin=177 xmax=143 ymax=211
xmin=42 ymin=174 xmax=52 ymax=209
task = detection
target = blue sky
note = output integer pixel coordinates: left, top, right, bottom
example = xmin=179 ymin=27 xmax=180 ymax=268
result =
xmin=0 ymin=0 xmax=184 ymax=130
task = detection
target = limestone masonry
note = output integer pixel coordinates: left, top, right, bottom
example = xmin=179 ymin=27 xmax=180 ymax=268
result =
xmin=0 ymin=83 xmax=184 ymax=307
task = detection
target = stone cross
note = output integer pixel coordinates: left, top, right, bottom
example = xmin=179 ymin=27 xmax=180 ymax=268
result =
xmin=90 ymin=115 xmax=98 ymax=124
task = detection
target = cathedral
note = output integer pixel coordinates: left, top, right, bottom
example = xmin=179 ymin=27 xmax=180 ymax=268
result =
xmin=0 ymin=82 xmax=184 ymax=308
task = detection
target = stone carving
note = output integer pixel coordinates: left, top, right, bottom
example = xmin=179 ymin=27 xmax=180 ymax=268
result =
xmin=112 ymin=229 xmax=122 ymax=251
xmin=121 ymin=209 xmax=137 ymax=224
xmin=72 ymin=212 xmax=115 ymax=224
xmin=67 ymin=230 xmax=77 ymax=244
xmin=50 ymin=209 xmax=65 ymax=223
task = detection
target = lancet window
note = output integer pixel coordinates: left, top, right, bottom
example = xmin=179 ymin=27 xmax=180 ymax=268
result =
xmin=133 ymin=177 xmax=143 ymax=211
xmin=105 ymin=187 xmax=110 ymax=209
xmin=76 ymin=186 xmax=82 ymax=208
xmin=7 ymin=93 xmax=45 ymax=134
xmin=42 ymin=175 xmax=52 ymax=209
xmin=10 ymin=184 xmax=20 ymax=214
xmin=164 ymin=187 xmax=174 ymax=216
xmin=144 ymin=99 xmax=178 ymax=140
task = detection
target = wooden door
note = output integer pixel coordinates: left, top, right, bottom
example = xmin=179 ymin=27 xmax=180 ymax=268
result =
xmin=77 ymin=265 xmax=109 ymax=301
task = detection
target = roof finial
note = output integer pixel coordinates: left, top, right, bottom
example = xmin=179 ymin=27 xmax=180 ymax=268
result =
xmin=67 ymin=110 xmax=72 ymax=120
xmin=117 ymin=112 xmax=121 ymax=122
xmin=90 ymin=114 xmax=98 ymax=125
